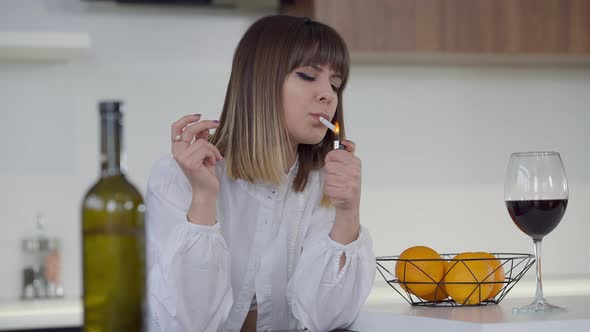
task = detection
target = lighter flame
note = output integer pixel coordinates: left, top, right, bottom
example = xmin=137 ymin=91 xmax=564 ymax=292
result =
xmin=334 ymin=122 xmax=340 ymax=135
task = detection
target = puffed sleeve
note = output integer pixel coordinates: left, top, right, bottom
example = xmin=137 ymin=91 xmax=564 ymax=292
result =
xmin=146 ymin=156 xmax=232 ymax=332
xmin=288 ymin=174 xmax=375 ymax=331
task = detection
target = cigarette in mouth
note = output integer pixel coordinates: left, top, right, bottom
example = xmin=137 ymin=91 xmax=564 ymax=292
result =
xmin=319 ymin=116 xmax=336 ymax=132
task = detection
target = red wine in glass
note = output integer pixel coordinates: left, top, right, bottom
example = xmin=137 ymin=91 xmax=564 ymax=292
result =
xmin=504 ymin=151 xmax=568 ymax=312
xmin=506 ymin=199 xmax=568 ymax=240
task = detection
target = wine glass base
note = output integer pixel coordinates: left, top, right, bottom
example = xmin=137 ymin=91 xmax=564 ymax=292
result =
xmin=513 ymin=299 xmax=566 ymax=313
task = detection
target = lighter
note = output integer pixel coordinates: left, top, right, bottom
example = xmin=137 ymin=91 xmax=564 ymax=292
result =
xmin=319 ymin=117 xmax=347 ymax=151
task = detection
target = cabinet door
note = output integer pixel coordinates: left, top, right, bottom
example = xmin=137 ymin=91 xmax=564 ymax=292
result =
xmin=284 ymin=0 xmax=590 ymax=55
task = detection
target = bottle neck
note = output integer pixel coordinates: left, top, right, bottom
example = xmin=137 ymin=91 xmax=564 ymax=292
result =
xmin=100 ymin=111 xmax=126 ymax=177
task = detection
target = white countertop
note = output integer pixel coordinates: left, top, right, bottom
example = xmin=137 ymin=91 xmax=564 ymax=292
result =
xmin=353 ymin=275 xmax=590 ymax=331
xmin=0 ymin=298 xmax=82 ymax=330
xmin=365 ymin=274 xmax=590 ymax=305
xmin=352 ymin=295 xmax=590 ymax=332
xmin=0 ymin=276 xmax=589 ymax=331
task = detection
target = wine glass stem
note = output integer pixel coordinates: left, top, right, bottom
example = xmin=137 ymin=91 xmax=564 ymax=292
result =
xmin=533 ymin=238 xmax=545 ymax=303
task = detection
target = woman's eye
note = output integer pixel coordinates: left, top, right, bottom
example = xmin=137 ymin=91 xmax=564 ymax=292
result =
xmin=297 ymin=72 xmax=339 ymax=92
xmin=296 ymin=72 xmax=315 ymax=81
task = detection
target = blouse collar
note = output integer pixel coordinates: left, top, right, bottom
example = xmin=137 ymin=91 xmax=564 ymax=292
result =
xmin=237 ymin=156 xmax=300 ymax=202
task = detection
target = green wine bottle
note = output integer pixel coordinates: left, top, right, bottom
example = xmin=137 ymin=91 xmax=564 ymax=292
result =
xmin=81 ymin=101 xmax=145 ymax=332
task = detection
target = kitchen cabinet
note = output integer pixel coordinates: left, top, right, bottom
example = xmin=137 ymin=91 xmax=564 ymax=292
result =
xmin=0 ymin=32 xmax=90 ymax=62
xmin=282 ymin=0 xmax=590 ymax=64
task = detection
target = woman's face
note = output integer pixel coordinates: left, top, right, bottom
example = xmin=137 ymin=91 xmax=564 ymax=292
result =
xmin=282 ymin=64 xmax=342 ymax=146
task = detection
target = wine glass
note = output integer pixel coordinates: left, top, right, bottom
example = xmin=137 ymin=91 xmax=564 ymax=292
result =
xmin=504 ymin=151 xmax=568 ymax=312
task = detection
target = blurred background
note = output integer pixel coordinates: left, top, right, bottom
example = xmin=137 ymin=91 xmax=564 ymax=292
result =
xmin=1 ymin=0 xmax=589 ymax=330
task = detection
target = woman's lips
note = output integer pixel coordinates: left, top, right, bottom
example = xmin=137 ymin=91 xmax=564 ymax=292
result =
xmin=310 ymin=113 xmax=329 ymax=121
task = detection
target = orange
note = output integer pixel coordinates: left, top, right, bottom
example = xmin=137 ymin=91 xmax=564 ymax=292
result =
xmin=477 ymin=252 xmax=505 ymax=300
xmin=444 ymin=252 xmax=494 ymax=305
xmin=421 ymin=259 xmax=450 ymax=301
xmin=395 ymin=246 xmax=445 ymax=300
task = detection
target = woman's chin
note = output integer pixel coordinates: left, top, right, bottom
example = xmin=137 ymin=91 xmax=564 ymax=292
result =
xmin=299 ymin=135 xmax=326 ymax=145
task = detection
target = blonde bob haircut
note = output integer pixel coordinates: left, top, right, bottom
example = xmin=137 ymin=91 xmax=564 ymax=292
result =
xmin=209 ymin=15 xmax=350 ymax=194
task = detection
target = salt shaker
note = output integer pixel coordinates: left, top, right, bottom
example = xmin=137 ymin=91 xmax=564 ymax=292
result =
xmin=21 ymin=214 xmax=63 ymax=299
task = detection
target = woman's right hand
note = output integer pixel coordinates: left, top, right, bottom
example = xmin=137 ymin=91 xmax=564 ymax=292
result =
xmin=171 ymin=114 xmax=222 ymax=198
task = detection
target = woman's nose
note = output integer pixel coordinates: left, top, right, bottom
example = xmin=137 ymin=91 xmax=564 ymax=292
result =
xmin=316 ymin=83 xmax=334 ymax=104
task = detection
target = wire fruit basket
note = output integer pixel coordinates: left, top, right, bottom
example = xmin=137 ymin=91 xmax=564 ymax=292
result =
xmin=376 ymin=253 xmax=535 ymax=307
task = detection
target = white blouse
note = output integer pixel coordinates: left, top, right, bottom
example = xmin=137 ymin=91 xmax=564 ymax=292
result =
xmin=146 ymin=155 xmax=375 ymax=332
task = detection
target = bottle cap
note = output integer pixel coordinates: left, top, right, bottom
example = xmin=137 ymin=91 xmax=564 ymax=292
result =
xmin=22 ymin=213 xmax=60 ymax=252
xmin=99 ymin=100 xmax=123 ymax=114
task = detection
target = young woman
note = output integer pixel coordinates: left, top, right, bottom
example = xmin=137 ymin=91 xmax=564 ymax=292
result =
xmin=146 ymin=15 xmax=375 ymax=332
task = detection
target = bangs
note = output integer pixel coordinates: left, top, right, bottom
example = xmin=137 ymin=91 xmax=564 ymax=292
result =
xmin=287 ymin=21 xmax=350 ymax=82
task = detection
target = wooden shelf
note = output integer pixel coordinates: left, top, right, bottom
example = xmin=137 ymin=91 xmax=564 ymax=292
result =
xmin=283 ymin=0 xmax=590 ymax=64
xmin=352 ymin=52 xmax=590 ymax=66
xmin=0 ymin=32 xmax=90 ymax=62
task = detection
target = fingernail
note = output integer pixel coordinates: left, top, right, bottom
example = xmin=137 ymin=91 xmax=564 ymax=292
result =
xmin=194 ymin=113 xmax=201 ymax=117
xmin=213 ymin=120 xmax=220 ymax=124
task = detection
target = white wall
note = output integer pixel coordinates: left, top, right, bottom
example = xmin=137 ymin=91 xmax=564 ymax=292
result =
xmin=1 ymin=0 xmax=589 ymax=301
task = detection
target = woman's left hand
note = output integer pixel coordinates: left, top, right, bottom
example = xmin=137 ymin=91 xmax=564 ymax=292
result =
xmin=324 ymin=140 xmax=361 ymax=212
